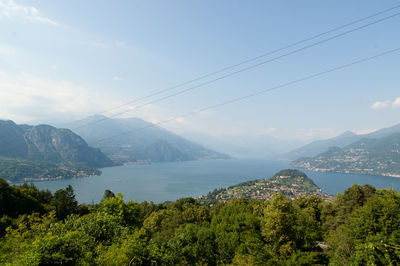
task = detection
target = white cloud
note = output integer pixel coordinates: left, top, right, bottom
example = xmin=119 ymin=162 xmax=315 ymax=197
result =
xmin=353 ymin=128 xmax=377 ymax=135
xmin=0 ymin=0 xmax=59 ymax=26
xmin=371 ymin=101 xmax=390 ymax=110
xmin=392 ymin=97 xmax=400 ymax=108
xmin=371 ymin=97 xmax=400 ymax=110
xmin=0 ymin=71 xmax=192 ymax=133
xmin=0 ymin=72 xmax=123 ymax=124
xmin=49 ymin=65 xmax=57 ymax=70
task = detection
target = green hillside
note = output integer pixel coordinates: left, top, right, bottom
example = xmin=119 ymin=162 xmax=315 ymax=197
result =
xmin=198 ymin=169 xmax=329 ymax=205
xmin=285 ymin=123 xmax=400 ymax=160
xmin=292 ymin=133 xmax=400 ymax=177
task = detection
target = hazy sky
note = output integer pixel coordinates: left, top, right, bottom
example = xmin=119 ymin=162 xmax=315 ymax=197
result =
xmin=0 ymin=0 xmax=399 ymax=141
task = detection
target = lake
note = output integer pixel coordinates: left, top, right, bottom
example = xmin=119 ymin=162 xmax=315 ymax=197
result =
xmin=31 ymin=159 xmax=400 ymax=204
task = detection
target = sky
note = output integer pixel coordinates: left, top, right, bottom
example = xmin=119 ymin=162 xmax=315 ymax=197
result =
xmin=0 ymin=0 xmax=399 ymax=142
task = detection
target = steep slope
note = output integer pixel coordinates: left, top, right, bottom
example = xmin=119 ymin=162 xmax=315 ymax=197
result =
xmin=0 ymin=120 xmax=113 ymax=167
xmin=0 ymin=119 xmax=114 ymax=182
xmin=0 ymin=120 xmax=28 ymax=158
xmin=23 ymin=125 xmax=113 ymax=167
xmin=286 ymin=123 xmax=400 ymax=160
xmin=68 ymin=115 xmax=230 ymax=164
xmin=365 ymin=123 xmax=400 ymax=139
xmin=291 ymin=133 xmax=400 ymax=177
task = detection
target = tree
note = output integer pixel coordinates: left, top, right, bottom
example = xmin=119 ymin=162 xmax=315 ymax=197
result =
xmin=328 ymin=189 xmax=400 ymax=264
xmin=51 ymin=185 xmax=78 ymax=220
xmin=261 ymin=194 xmax=297 ymax=257
xmin=102 ymin=189 xmax=115 ymax=201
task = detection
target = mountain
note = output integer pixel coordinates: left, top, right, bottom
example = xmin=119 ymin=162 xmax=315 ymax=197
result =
xmin=364 ymin=123 xmax=400 ymax=139
xmin=197 ymin=169 xmax=331 ymax=205
xmin=0 ymin=119 xmax=114 ymax=182
xmin=291 ymin=133 xmax=400 ymax=177
xmin=284 ymin=131 xmax=360 ymax=160
xmin=0 ymin=120 xmax=113 ymax=167
xmin=67 ymin=115 xmax=230 ymax=164
xmin=181 ymin=132 xmax=305 ymax=159
xmin=285 ymin=123 xmax=400 ymax=160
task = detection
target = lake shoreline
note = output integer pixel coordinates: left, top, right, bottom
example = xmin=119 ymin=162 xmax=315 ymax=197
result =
xmin=292 ymin=166 xmax=400 ymax=179
xmin=27 ymin=159 xmax=400 ymax=204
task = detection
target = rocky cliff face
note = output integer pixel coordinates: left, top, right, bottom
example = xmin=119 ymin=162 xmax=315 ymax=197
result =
xmin=0 ymin=120 xmax=113 ymax=168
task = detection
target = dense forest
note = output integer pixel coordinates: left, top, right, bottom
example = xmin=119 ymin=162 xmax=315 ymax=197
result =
xmin=0 ymin=178 xmax=399 ymax=265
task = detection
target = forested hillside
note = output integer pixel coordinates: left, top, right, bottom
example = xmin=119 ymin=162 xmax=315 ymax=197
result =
xmin=0 ymin=178 xmax=399 ymax=265
xmin=285 ymin=123 xmax=400 ymax=160
xmin=292 ymin=133 xmax=400 ymax=177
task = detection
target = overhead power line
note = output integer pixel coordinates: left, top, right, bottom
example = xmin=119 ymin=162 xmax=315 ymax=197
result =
xmin=93 ymin=47 xmax=400 ymax=144
xmin=70 ymin=10 xmax=400 ymax=131
xmin=1 ymin=5 xmax=399 ymax=152
xmin=63 ymin=3 xmax=400 ymax=128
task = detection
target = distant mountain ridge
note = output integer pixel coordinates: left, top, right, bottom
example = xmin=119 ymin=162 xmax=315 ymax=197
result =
xmin=285 ymin=123 xmax=400 ymax=160
xmin=291 ymin=132 xmax=400 ymax=177
xmin=181 ymin=132 xmax=304 ymax=159
xmin=68 ymin=115 xmax=230 ymax=164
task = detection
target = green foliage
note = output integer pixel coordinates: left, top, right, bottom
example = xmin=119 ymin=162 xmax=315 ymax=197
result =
xmin=0 ymin=180 xmax=399 ymax=265
xmin=51 ymin=185 xmax=78 ymax=220
xmin=0 ymin=178 xmax=45 ymax=218
xmin=328 ymin=188 xmax=400 ymax=264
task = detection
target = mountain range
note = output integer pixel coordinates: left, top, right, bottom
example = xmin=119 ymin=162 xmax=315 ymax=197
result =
xmin=285 ymin=123 xmax=400 ymax=160
xmin=181 ymin=132 xmax=304 ymax=159
xmin=291 ymin=132 xmax=400 ymax=177
xmin=67 ymin=115 xmax=230 ymax=164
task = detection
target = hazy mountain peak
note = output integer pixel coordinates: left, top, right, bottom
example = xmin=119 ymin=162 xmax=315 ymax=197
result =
xmin=67 ymin=116 xmax=230 ymax=163
xmin=337 ymin=130 xmax=357 ymax=138
xmin=286 ymin=122 xmax=400 ymax=160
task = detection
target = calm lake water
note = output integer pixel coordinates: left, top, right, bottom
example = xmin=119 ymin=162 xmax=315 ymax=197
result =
xmin=31 ymin=159 xmax=400 ymax=204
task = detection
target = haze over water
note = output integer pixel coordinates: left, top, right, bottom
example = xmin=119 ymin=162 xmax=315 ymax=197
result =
xmin=31 ymin=159 xmax=400 ymax=204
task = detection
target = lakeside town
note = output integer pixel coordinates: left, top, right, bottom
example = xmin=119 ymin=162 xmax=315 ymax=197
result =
xmin=197 ymin=169 xmax=334 ymax=205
